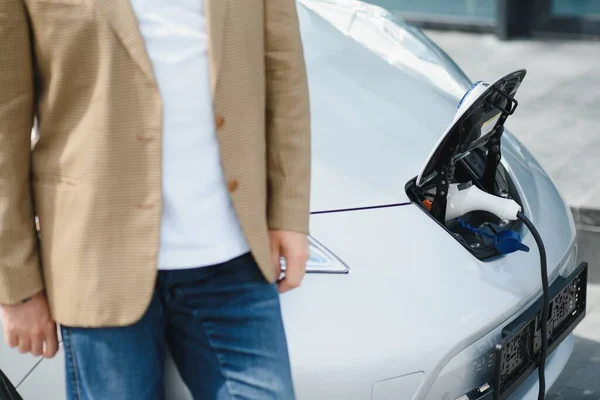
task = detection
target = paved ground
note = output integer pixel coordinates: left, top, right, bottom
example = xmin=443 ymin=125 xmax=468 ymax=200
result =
xmin=547 ymin=229 xmax=600 ymax=399
xmin=422 ymin=29 xmax=600 ymax=399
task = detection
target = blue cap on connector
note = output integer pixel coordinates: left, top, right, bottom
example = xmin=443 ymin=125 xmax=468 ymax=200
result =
xmin=495 ymin=230 xmax=530 ymax=254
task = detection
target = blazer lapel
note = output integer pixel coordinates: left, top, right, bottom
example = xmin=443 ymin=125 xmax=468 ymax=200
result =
xmin=204 ymin=0 xmax=227 ymax=97
xmin=96 ymin=0 xmax=155 ymax=85
xmin=95 ymin=0 xmax=225 ymax=97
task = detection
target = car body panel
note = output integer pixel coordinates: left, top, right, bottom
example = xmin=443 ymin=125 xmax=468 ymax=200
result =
xmin=284 ymin=201 xmax=574 ymax=399
xmin=299 ymin=1 xmax=465 ymax=211
xmin=299 ymin=0 xmax=471 ymax=99
xmin=372 ymin=372 xmax=424 ymax=400
xmin=425 ymin=291 xmax=576 ymax=399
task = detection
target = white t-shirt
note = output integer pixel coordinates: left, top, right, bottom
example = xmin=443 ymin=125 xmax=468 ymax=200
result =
xmin=130 ymin=0 xmax=250 ymax=269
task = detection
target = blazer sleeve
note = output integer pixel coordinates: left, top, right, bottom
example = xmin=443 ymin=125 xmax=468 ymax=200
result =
xmin=264 ymin=0 xmax=311 ymax=234
xmin=0 ymin=0 xmax=44 ymax=305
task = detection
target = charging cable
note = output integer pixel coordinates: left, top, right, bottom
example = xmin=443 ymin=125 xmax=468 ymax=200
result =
xmin=445 ymin=183 xmax=549 ymax=399
xmin=517 ymin=212 xmax=549 ymax=400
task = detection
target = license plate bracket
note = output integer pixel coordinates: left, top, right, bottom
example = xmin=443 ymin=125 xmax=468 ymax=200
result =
xmin=493 ymin=262 xmax=588 ymax=400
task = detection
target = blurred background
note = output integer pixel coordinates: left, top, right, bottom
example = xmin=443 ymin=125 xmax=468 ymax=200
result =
xmin=367 ymin=0 xmax=600 ymax=39
xmin=363 ymin=1 xmax=599 ymax=397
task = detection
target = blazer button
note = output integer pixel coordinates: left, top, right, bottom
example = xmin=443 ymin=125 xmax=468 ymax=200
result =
xmin=227 ymin=179 xmax=239 ymax=193
xmin=135 ymin=203 xmax=155 ymax=210
xmin=136 ymin=135 xmax=154 ymax=142
xmin=215 ymin=115 xmax=225 ymax=130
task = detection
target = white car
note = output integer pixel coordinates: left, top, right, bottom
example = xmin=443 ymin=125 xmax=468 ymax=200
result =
xmin=0 ymin=1 xmax=588 ymax=399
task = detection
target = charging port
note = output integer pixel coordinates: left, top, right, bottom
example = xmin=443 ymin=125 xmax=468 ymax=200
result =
xmin=408 ymin=71 xmax=528 ymax=260
xmin=406 ymin=146 xmax=523 ymax=260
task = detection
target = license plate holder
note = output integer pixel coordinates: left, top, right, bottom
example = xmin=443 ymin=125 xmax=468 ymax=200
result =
xmin=493 ymin=262 xmax=588 ymax=400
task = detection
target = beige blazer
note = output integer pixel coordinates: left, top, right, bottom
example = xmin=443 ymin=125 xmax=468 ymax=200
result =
xmin=0 ymin=0 xmax=311 ymax=327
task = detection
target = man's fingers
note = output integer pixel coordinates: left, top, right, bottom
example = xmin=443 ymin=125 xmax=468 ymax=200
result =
xmin=270 ymin=236 xmax=282 ymax=279
xmin=5 ymin=331 xmax=18 ymax=348
xmin=278 ymin=277 xmax=302 ymax=293
xmin=1 ymin=292 xmax=57 ymax=357
xmin=277 ymin=280 xmax=290 ymax=293
xmin=273 ymin=253 xmax=282 ymax=280
xmin=43 ymin=324 xmax=59 ymax=358
xmin=277 ymin=273 xmax=302 ymax=293
xmin=270 ymin=230 xmax=309 ymax=293
xmin=30 ymin=335 xmax=44 ymax=357
xmin=18 ymin=337 xmax=31 ymax=354
xmin=277 ymin=253 xmax=307 ymax=293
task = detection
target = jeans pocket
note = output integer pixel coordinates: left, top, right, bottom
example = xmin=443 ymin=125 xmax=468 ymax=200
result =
xmin=170 ymin=254 xmax=278 ymax=317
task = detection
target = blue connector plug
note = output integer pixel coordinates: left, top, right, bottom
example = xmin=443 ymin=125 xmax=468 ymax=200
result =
xmin=495 ymin=230 xmax=530 ymax=254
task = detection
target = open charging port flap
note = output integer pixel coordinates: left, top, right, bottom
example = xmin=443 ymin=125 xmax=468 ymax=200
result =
xmin=406 ymin=70 xmax=527 ymax=260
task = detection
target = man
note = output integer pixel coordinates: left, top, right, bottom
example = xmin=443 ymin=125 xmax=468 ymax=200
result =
xmin=0 ymin=0 xmax=310 ymax=398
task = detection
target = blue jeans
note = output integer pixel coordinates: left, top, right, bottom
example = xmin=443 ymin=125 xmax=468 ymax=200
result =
xmin=60 ymin=253 xmax=296 ymax=400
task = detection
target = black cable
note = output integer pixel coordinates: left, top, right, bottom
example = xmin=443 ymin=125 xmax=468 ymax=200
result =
xmin=517 ymin=211 xmax=549 ymax=400
xmin=0 ymin=367 xmax=19 ymax=400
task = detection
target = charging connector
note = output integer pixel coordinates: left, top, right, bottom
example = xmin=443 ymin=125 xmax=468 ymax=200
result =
xmin=445 ymin=182 xmax=521 ymax=222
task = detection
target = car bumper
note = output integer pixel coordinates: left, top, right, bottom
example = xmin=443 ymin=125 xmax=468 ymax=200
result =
xmin=12 ymin=332 xmax=575 ymax=400
xmin=424 ymin=262 xmax=584 ymax=400
xmin=456 ymin=333 xmax=574 ymax=400
xmin=508 ymin=332 xmax=574 ymax=399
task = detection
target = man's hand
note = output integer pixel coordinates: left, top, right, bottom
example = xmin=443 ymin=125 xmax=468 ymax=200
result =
xmin=1 ymin=291 xmax=58 ymax=358
xmin=269 ymin=230 xmax=309 ymax=293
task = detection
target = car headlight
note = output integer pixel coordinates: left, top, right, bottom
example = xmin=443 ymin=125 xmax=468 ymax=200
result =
xmin=280 ymin=236 xmax=349 ymax=274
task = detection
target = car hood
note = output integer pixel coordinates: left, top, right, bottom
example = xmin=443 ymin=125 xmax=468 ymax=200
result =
xmin=297 ymin=3 xmax=469 ymax=212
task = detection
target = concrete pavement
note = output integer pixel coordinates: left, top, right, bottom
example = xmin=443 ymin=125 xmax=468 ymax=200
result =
xmin=547 ymin=230 xmax=600 ymax=399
